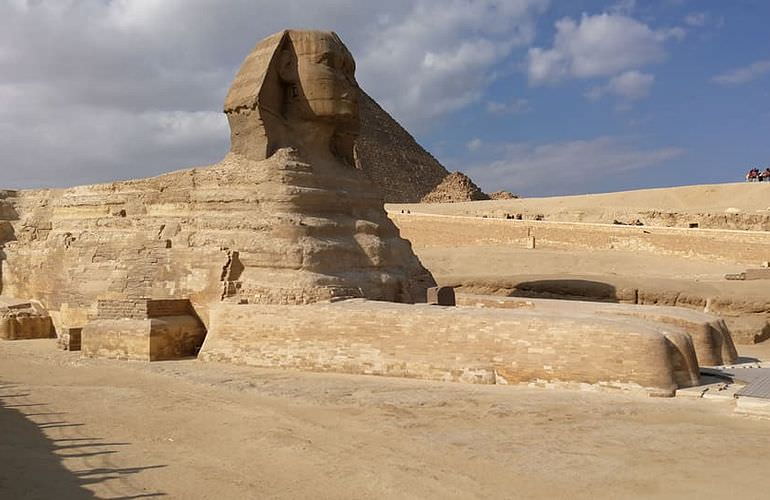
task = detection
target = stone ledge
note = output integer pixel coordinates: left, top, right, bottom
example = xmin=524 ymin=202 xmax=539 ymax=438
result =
xmin=198 ymin=299 xmax=708 ymax=397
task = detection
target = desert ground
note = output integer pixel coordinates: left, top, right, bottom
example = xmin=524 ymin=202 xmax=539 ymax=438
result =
xmin=389 ymin=182 xmax=770 ymax=224
xmin=2 ymin=338 xmax=770 ymax=500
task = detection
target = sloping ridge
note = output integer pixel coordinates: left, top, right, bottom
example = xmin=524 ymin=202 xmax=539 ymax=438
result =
xmin=356 ymin=91 xmax=484 ymax=203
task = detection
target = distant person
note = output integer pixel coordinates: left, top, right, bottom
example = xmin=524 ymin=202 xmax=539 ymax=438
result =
xmin=747 ymin=168 xmax=758 ymax=182
xmin=765 ymin=168 xmax=770 ymax=181
xmin=759 ymin=168 xmax=766 ymax=182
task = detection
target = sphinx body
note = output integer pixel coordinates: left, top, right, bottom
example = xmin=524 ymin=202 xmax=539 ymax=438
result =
xmin=0 ymin=30 xmax=737 ymax=395
xmin=0 ymin=30 xmax=435 ymax=329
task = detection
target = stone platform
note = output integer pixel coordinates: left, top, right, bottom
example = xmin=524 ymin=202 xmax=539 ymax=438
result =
xmin=198 ymin=299 xmax=724 ymax=397
xmin=81 ymin=299 xmax=205 ymax=361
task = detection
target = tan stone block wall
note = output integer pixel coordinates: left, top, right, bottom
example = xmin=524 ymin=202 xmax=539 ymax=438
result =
xmin=82 ymin=319 xmax=151 ymax=361
xmin=391 ymin=214 xmax=770 ymax=264
xmin=200 ymin=300 xmax=702 ymax=396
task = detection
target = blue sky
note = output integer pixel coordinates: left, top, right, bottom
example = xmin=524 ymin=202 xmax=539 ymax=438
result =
xmin=0 ymin=0 xmax=768 ymax=196
xmin=424 ymin=0 xmax=770 ymax=195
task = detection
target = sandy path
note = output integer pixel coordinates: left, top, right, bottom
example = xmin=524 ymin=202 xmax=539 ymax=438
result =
xmin=2 ymin=339 xmax=770 ymax=499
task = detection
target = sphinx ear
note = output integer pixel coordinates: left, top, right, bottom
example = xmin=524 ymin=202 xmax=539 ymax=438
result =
xmin=277 ymin=48 xmax=297 ymax=83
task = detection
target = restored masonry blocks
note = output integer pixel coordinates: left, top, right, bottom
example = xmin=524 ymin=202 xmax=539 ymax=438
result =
xmin=389 ymin=213 xmax=770 ymax=264
xmin=199 ymin=300 xmax=703 ymax=396
xmin=81 ymin=299 xmax=205 ymax=361
xmin=427 ymin=286 xmax=456 ymax=306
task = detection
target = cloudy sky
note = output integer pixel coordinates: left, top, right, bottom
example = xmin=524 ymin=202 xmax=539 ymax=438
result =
xmin=1 ymin=0 xmax=768 ymax=196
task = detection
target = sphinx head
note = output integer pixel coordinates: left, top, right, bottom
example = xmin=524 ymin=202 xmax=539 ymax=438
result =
xmin=224 ymin=30 xmax=359 ymax=164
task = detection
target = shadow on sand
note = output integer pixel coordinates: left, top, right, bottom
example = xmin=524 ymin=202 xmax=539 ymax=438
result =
xmin=0 ymin=381 xmax=166 ymax=499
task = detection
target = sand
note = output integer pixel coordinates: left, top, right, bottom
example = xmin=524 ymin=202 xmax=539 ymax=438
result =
xmin=4 ymin=182 xmax=770 ymax=498
xmin=2 ymin=339 xmax=770 ymax=499
xmin=415 ymin=245 xmax=770 ymax=300
xmin=388 ymin=182 xmax=770 ymax=223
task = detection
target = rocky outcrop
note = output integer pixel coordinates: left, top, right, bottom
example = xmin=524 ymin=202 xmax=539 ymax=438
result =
xmin=421 ymin=172 xmax=490 ymax=203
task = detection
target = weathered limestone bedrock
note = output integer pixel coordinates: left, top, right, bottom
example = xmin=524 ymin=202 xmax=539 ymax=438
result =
xmin=200 ymin=300 xmax=701 ymax=396
xmin=0 ymin=29 xmax=434 ymax=332
xmin=0 ymin=297 xmax=54 ymax=341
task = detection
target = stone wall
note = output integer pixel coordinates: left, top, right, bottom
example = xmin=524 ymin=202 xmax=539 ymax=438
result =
xmin=455 ymin=294 xmax=737 ymax=367
xmin=82 ymin=315 xmax=205 ymax=361
xmin=199 ymin=300 xmax=703 ymax=396
xmin=390 ymin=213 xmax=770 ymax=264
xmin=96 ymin=299 xmax=192 ymax=320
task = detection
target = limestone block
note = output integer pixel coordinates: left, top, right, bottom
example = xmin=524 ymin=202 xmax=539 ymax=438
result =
xmin=0 ymin=299 xmax=54 ymax=340
xmin=454 ymin=295 xmax=737 ymax=367
xmin=744 ymin=269 xmax=770 ymax=280
xmin=81 ymin=316 xmax=205 ymax=361
xmin=427 ymin=286 xmax=455 ymax=306
xmin=58 ymin=327 xmax=82 ymax=351
xmin=199 ymin=300 xmax=702 ymax=396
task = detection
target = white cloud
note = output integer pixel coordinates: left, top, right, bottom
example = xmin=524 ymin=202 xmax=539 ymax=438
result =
xmin=466 ymin=138 xmax=483 ymax=151
xmin=684 ymin=12 xmax=707 ymax=27
xmin=486 ymin=98 xmax=530 ymax=114
xmin=466 ymin=136 xmax=684 ymax=195
xmin=712 ymin=60 xmax=770 ymax=86
xmin=528 ymin=13 xmax=681 ymax=84
xmin=587 ymin=70 xmax=654 ymax=102
xmin=357 ymin=0 xmax=548 ymax=127
xmin=0 ymin=0 xmax=549 ymax=189
xmin=609 ymin=0 xmax=636 ymax=15
xmin=609 ymin=71 xmax=654 ymax=99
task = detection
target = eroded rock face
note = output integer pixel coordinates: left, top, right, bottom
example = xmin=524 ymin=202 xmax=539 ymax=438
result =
xmin=0 ymin=30 xmax=435 ymax=328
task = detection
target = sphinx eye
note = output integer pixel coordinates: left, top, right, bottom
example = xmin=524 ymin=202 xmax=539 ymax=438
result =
xmin=316 ymin=52 xmax=334 ymax=67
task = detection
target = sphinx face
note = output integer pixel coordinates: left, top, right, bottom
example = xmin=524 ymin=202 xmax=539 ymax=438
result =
xmin=289 ymin=32 xmax=359 ymax=123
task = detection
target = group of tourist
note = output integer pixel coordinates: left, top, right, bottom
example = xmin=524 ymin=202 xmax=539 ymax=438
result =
xmin=746 ymin=167 xmax=770 ymax=182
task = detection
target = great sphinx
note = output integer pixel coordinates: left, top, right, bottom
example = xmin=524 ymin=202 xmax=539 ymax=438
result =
xmin=0 ymin=30 xmax=435 ymax=335
xmin=0 ymin=30 xmax=737 ymax=394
